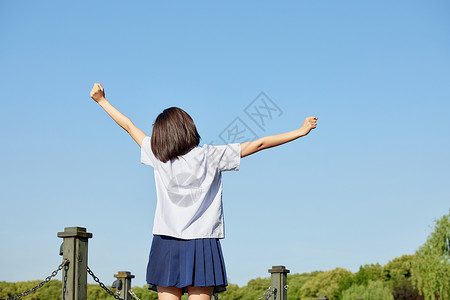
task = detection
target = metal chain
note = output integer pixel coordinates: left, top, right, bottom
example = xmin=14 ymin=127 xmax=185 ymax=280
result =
xmin=0 ymin=259 xmax=69 ymax=300
xmin=257 ymin=286 xmax=277 ymax=300
xmin=128 ymin=289 xmax=141 ymax=300
xmin=87 ymin=266 xmax=124 ymax=300
xmin=213 ymin=293 xmax=221 ymax=300
xmin=62 ymin=262 xmax=69 ymax=300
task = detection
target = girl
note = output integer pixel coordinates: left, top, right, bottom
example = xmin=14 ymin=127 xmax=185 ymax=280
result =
xmin=90 ymin=83 xmax=317 ymax=300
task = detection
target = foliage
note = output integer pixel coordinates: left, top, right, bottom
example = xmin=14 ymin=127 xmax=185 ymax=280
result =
xmin=0 ymin=281 xmax=159 ymax=300
xmin=86 ymin=284 xmax=108 ymax=299
xmin=354 ymin=263 xmax=384 ymax=286
xmin=286 ymin=272 xmax=323 ymax=300
xmin=383 ymin=255 xmax=422 ymax=300
xmin=0 ymin=280 xmax=61 ymax=300
xmin=413 ymin=211 xmax=450 ymax=300
xmin=300 ymin=268 xmax=353 ymax=300
xmin=222 ymin=277 xmax=271 ymax=300
xmin=221 ymin=283 xmax=243 ymax=300
xmin=342 ymin=280 xmax=394 ymax=300
xmin=390 ymin=279 xmax=423 ymax=300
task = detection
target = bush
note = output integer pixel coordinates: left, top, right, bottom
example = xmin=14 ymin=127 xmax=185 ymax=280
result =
xmin=342 ymin=280 xmax=394 ymax=300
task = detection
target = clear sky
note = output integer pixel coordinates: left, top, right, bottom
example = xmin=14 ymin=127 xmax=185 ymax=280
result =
xmin=1 ymin=0 xmax=449 ymax=288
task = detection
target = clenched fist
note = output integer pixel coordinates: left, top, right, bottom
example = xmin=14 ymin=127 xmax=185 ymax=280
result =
xmin=90 ymin=83 xmax=105 ymax=102
xmin=299 ymin=116 xmax=318 ymax=136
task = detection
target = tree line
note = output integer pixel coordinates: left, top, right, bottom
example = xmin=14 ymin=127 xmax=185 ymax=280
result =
xmin=1 ymin=211 xmax=449 ymax=300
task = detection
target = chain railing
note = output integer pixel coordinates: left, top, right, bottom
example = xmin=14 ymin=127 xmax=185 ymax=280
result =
xmin=0 ymin=259 xmax=69 ymax=300
xmin=0 ymin=262 xmax=140 ymax=300
xmin=87 ymin=267 xmax=142 ymax=300
xmin=257 ymin=286 xmax=277 ymax=300
xmin=87 ymin=266 xmax=125 ymax=300
xmin=1 ymin=263 xmax=281 ymax=300
xmin=2 ymin=228 xmax=291 ymax=300
xmin=1 ymin=262 xmax=283 ymax=300
xmin=128 ymin=289 xmax=141 ymax=300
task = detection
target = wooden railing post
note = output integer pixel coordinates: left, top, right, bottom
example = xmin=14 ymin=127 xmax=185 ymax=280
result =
xmin=114 ymin=271 xmax=135 ymax=300
xmin=57 ymin=227 xmax=93 ymax=300
xmin=268 ymin=265 xmax=290 ymax=300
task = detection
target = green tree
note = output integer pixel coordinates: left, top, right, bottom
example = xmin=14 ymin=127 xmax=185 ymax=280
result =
xmin=383 ymin=255 xmax=422 ymax=300
xmin=413 ymin=211 xmax=450 ymax=300
xmin=221 ymin=283 xmax=244 ymax=300
xmin=300 ymin=268 xmax=353 ymax=300
xmin=390 ymin=280 xmax=423 ymax=300
xmin=286 ymin=272 xmax=323 ymax=300
xmin=342 ymin=280 xmax=394 ymax=300
xmin=87 ymin=283 xmax=110 ymax=300
xmin=0 ymin=281 xmax=18 ymax=298
xmin=0 ymin=280 xmax=61 ymax=300
xmin=354 ymin=264 xmax=383 ymax=286
xmin=36 ymin=280 xmax=62 ymax=299
xmin=384 ymin=255 xmax=415 ymax=282
xmin=236 ymin=277 xmax=271 ymax=300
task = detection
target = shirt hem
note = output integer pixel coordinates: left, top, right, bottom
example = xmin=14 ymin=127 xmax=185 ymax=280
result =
xmin=152 ymin=232 xmax=225 ymax=240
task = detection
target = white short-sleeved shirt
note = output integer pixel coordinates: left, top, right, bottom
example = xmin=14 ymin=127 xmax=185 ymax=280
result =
xmin=141 ymin=136 xmax=241 ymax=239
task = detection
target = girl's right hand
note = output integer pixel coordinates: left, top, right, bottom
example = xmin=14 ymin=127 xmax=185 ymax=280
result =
xmin=90 ymin=83 xmax=105 ymax=102
xmin=299 ymin=116 xmax=318 ymax=136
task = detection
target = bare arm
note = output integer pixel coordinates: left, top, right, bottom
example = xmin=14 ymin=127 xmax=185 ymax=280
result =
xmin=90 ymin=83 xmax=147 ymax=147
xmin=240 ymin=116 xmax=317 ymax=158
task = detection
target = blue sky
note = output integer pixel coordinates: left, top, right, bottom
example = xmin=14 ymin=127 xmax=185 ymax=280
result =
xmin=1 ymin=0 xmax=449 ymax=288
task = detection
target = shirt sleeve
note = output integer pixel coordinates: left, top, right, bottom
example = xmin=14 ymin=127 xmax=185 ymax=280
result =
xmin=207 ymin=143 xmax=241 ymax=172
xmin=141 ymin=136 xmax=156 ymax=167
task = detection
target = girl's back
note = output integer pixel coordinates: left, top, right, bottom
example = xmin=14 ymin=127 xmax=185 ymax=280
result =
xmin=141 ymin=136 xmax=241 ymax=239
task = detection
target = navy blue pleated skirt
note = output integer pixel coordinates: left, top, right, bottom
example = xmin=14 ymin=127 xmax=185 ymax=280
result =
xmin=146 ymin=235 xmax=228 ymax=293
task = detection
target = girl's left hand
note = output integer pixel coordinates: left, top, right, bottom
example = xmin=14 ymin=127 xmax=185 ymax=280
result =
xmin=299 ymin=116 xmax=318 ymax=136
xmin=90 ymin=83 xmax=105 ymax=102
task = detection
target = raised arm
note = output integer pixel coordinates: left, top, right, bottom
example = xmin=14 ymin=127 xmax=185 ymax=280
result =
xmin=90 ymin=83 xmax=147 ymax=147
xmin=240 ymin=116 xmax=317 ymax=158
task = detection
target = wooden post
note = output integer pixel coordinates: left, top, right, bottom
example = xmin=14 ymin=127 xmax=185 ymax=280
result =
xmin=268 ymin=265 xmax=290 ymax=300
xmin=114 ymin=271 xmax=135 ymax=300
xmin=57 ymin=227 xmax=93 ymax=300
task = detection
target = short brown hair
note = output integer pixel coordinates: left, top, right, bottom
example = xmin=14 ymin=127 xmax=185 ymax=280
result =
xmin=151 ymin=107 xmax=201 ymax=163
